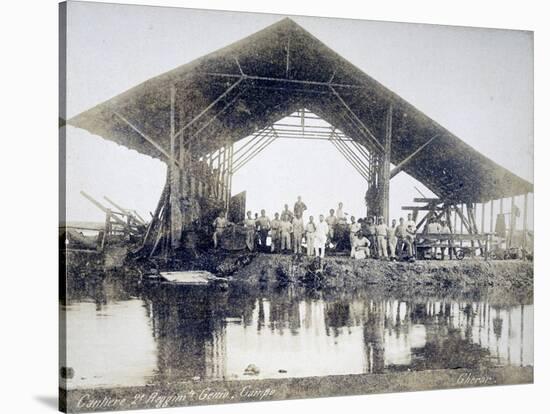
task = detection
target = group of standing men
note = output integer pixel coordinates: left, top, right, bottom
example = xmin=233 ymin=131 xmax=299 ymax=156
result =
xmin=349 ymin=213 xmax=418 ymax=261
xmin=241 ymin=196 xmax=333 ymax=258
xmin=213 ymin=199 xmax=432 ymax=262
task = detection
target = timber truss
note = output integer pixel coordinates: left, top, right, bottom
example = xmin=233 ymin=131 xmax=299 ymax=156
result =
xmin=203 ymin=108 xmax=374 ymax=180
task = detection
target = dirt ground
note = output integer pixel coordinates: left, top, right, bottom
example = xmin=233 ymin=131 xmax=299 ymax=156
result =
xmin=210 ymin=253 xmax=533 ymax=292
xmin=63 ymin=248 xmax=533 ymax=301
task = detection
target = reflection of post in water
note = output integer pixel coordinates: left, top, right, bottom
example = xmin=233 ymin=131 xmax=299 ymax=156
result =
xmin=520 ymin=304 xmax=524 ymax=367
xmin=268 ymin=287 xmax=301 ymax=335
xmin=145 ymin=286 xmax=227 ymax=382
xmin=487 ymin=304 xmax=491 ymax=344
xmin=362 ymin=300 xmax=385 ymax=374
xmin=304 ymin=299 xmax=313 ymax=330
xmin=463 ymin=302 xmax=474 ymax=342
xmin=324 ymin=301 xmax=351 ymax=338
xmin=507 ymin=307 xmax=512 ymax=364
xmin=257 ymin=297 xmax=265 ymax=332
xmin=492 ymin=307 xmax=503 ymax=364
xmin=478 ymin=302 xmax=484 ymax=345
xmin=394 ymin=300 xmax=402 ymax=339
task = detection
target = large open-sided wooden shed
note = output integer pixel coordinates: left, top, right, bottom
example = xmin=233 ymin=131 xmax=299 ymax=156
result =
xmin=68 ymin=18 xmax=533 ymax=256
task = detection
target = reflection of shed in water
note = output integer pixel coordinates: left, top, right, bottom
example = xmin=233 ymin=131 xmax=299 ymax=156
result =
xmin=362 ymin=301 xmax=386 ymax=373
xmin=145 ymin=286 xmax=228 ymax=381
xmin=267 ymin=289 xmax=302 ymax=335
xmin=324 ymin=302 xmax=351 ymax=337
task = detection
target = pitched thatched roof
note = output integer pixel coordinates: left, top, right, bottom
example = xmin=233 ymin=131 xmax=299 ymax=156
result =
xmin=68 ymin=18 xmax=533 ymax=203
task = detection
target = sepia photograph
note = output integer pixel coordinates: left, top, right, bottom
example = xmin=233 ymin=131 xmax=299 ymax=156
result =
xmin=58 ymin=1 xmax=534 ymax=412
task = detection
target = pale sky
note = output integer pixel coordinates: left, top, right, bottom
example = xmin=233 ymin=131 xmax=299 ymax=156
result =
xmin=64 ymin=1 xmax=533 ymax=227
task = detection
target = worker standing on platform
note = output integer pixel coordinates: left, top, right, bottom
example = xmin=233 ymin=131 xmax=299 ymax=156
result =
xmin=365 ymin=217 xmax=377 ymax=258
xmin=336 ymin=202 xmax=347 ymax=223
xmin=376 ymin=217 xmax=389 ymax=259
xmin=257 ymin=209 xmax=271 ymax=251
xmin=270 ymin=212 xmax=282 ymax=253
xmin=305 ymin=216 xmax=316 ymax=256
xmin=280 ymin=216 xmax=293 ymax=253
xmin=326 ymin=209 xmax=337 ymax=241
xmin=315 ymin=214 xmax=329 ymax=258
xmin=440 ymin=219 xmax=451 ymax=259
xmin=212 ymin=211 xmax=229 ymax=249
xmin=292 ymin=215 xmax=304 ymax=254
xmin=293 ymin=196 xmax=307 ymax=219
xmin=395 ymin=217 xmax=406 ymax=259
xmin=281 ymin=204 xmax=294 ymax=222
xmin=404 ymin=214 xmax=417 ymax=261
xmin=244 ymin=211 xmax=256 ymax=251
xmin=427 ymin=217 xmax=442 ymax=258
xmin=280 ymin=204 xmax=294 ymax=247
xmin=405 ymin=213 xmax=417 ymax=234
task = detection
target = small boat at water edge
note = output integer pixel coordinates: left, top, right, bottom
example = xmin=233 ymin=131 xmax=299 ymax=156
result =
xmin=141 ymin=269 xmax=229 ymax=287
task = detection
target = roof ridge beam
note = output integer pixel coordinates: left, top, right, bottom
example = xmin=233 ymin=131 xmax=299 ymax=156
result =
xmin=204 ymin=72 xmax=363 ymax=89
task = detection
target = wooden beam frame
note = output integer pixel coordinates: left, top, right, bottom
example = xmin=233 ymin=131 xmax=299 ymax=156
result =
xmin=186 ymin=90 xmax=244 ymax=146
xmin=174 ymin=77 xmax=244 ymax=140
xmin=113 ymin=111 xmax=178 ymax=166
xmin=328 ymin=85 xmax=385 ymax=152
xmin=390 ymin=134 xmax=439 ymax=179
xmin=232 ymin=131 xmax=278 ymax=173
xmin=230 ymin=128 xmax=273 ymax=167
xmin=328 ymin=133 xmax=370 ymax=181
xmin=330 ymin=128 xmax=371 ymax=176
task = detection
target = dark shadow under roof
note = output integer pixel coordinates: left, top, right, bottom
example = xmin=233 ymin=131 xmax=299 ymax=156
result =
xmin=68 ymin=18 xmax=533 ymax=203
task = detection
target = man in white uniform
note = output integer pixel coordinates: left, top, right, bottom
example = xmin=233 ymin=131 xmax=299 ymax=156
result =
xmin=315 ymin=214 xmax=329 ymax=258
xmin=305 ymin=216 xmax=316 ymax=257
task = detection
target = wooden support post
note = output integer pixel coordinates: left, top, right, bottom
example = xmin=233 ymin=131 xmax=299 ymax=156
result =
xmin=216 ymin=146 xmax=223 ymax=200
xmin=508 ymin=196 xmax=516 ymax=249
xmin=481 ymin=202 xmax=485 ymax=234
xmin=205 ymin=153 xmax=211 ymax=197
xmin=141 ymin=177 xmax=169 ymax=249
xmin=445 ymin=206 xmax=453 ymax=259
xmin=221 ymin=143 xmax=227 ymax=205
xmin=453 ymin=206 xmax=457 ymax=236
xmin=227 ymin=143 xmax=234 ymax=212
xmin=523 ymin=193 xmax=528 ymax=249
xmin=102 ymin=210 xmax=111 ymax=250
xmin=498 ymin=198 xmax=504 ymax=249
xmin=168 ymin=85 xmax=183 ymax=251
xmin=467 ymin=203 xmax=484 ymax=253
xmin=460 ymin=204 xmax=464 ymax=247
xmin=382 ymin=103 xmax=392 ymax=221
xmin=490 ymin=199 xmax=494 ymax=233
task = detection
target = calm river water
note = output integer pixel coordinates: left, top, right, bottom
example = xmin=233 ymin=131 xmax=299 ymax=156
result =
xmin=62 ymin=275 xmax=533 ymax=390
